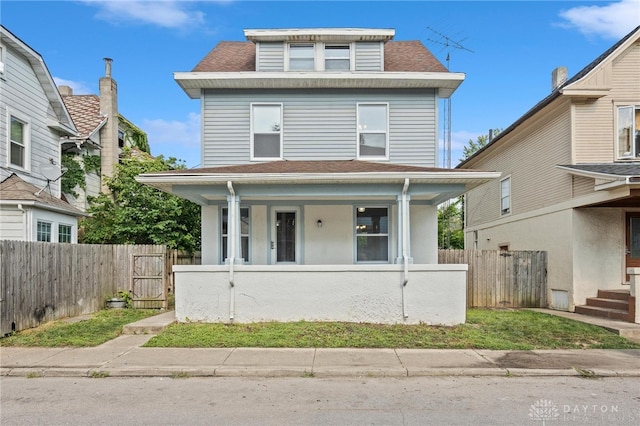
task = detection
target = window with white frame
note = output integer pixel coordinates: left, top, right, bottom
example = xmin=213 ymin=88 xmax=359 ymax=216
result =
xmin=289 ymin=44 xmax=315 ymax=71
xmin=324 ymin=44 xmax=350 ymax=70
xmin=356 ymin=207 xmax=389 ymax=262
xmin=58 ymin=224 xmax=72 ymax=243
xmin=37 ymin=221 xmax=51 ymax=242
xmin=251 ymin=104 xmax=282 ymax=159
xmin=0 ymin=45 xmax=5 ymax=74
xmin=357 ymin=103 xmax=388 ymax=158
xmin=221 ymin=207 xmax=250 ymax=262
xmin=500 ymin=176 xmax=511 ymax=215
xmin=617 ymin=105 xmax=640 ymax=159
xmin=9 ymin=115 xmax=28 ymax=169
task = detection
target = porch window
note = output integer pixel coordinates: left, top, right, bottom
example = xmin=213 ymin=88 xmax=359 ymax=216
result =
xmin=37 ymin=221 xmax=51 ymax=242
xmin=357 ymin=103 xmax=388 ymax=158
xmin=222 ymin=207 xmax=250 ymax=262
xmin=324 ymin=44 xmax=350 ymax=70
xmin=251 ymin=104 xmax=282 ymax=159
xmin=356 ymin=207 xmax=389 ymax=262
xmin=58 ymin=224 xmax=72 ymax=243
xmin=289 ymin=44 xmax=315 ymax=71
xmin=500 ymin=176 xmax=511 ymax=215
xmin=9 ymin=115 xmax=29 ymax=169
xmin=617 ymin=105 xmax=640 ymax=159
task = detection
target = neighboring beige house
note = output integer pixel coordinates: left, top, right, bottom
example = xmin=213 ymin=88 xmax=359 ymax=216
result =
xmin=459 ymin=26 xmax=640 ymax=321
xmin=0 ymin=25 xmax=83 ymax=243
xmin=60 ymin=59 xmax=149 ymax=212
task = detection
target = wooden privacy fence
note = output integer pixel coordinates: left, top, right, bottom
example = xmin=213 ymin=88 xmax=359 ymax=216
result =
xmin=438 ymin=250 xmax=547 ymax=308
xmin=0 ymin=241 xmax=168 ymax=335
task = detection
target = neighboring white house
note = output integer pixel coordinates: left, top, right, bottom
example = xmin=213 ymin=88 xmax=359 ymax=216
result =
xmin=458 ymin=26 xmax=640 ymax=322
xmin=139 ymin=28 xmax=499 ymax=324
xmin=0 ymin=25 xmax=83 ymax=243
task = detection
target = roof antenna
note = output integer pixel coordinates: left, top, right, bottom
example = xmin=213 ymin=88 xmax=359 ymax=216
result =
xmin=425 ymin=26 xmax=473 ymax=249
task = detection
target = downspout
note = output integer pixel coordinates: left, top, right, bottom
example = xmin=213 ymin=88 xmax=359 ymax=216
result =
xmin=227 ymin=181 xmax=236 ymax=322
xmin=401 ymin=178 xmax=410 ymax=319
xmin=17 ymin=204 xmax=27 ymax=241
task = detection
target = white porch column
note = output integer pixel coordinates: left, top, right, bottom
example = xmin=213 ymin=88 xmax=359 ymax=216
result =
xmin=233 ymin=195 xmax=242 ymax=262
xmin=627 ymin=268 xmax=640 ymax=324
xmin=226 ymin=193 xmax=242 ymax=263
xmin=395 ymin=193 xmax=413 ymax=264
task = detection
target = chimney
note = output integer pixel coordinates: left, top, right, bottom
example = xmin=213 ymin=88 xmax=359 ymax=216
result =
xmin=552 ymin=66 xmax=568 ymax=91
xmin=99 ymin=57 xmax=119 ymax=193
xmin=58 ymin=85 xmax=73 ymax=96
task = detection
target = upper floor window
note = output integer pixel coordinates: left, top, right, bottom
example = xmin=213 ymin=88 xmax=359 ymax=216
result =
xmin=9 ymin=115 xmax=29 ymax=169
xmin=617 ymin=105 xmax=640 ymax=159
xmin=289 ymin=44 xmax=314 ymax=71
xmin=324 ymin=45 xmax=350 ymax=71
xmin=500 ymin=176 xmax=511 ymax=216
xmin=37 ymin=221 xmax=51 ymax=242
xmin=357 ymin=103 xmax=388 ymax=158
xmin=0 ymin=45 xmax=5 ymax=74
xmin=356 ymin=207 xmax=389 ymax=262
xmin=251 ymin=103 xmax=282 ymax=160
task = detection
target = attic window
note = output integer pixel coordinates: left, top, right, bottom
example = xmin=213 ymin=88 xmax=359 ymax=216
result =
xmin=617 ymin=105 xmax=640 ymax=159
xmin=0 ymin=45 xmax=4 ymax=74
xmin=118 ymin=129 xmax=125 ymax=148
xmin=324 ymin=45 xmax=350 ymax=71
xmin=289 ymin=44 xmax=314 ymax=71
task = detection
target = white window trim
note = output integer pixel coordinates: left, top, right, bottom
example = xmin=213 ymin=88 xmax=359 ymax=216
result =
xmin=285 ymin=43 xmax=315 ymax=72
xmin=284 ymin=42 xmax=355 ymax=72
xmin=0 ymin=45 xmax=5 ymax=75
xmin=250 ymin=102 xmax=283 ymax=161
xmin=354 ymin=205 xmax=391 ymax=263
xmin=356 ymin=102 xmax=389 ymax=160
xmin=6 ymin=108 xmax=31 ymax=171
xmin=58 ymin=223 xmax=74 ymax=244
xmin=36 ymin=220 xmax=52 ymax=242
xmin=221 ymin=206 xmax=250 ymax=264
xmin=500 ymin=175 xmax=511 ymax=216
xmin=323 ymin=43 xmax=353 ymax=72
xmin=615 ymin=104 xmax=639 ymax=160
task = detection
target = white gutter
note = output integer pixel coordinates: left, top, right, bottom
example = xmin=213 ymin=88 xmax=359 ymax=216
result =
xmin=17 ymin=203 xmax=28 ymax=241
xmin=227 ymin=181 xmax=236 ymax=322
xmin=401 ymin=178 xmax=410 ymax=319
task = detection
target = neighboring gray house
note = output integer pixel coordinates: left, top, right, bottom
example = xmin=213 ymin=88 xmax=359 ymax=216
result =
xmin=0 ymin=25 xmax=83 ymax=243
xmin=139 ymin=28 xmax=499 ymax=324
xmin=459 ymin=26 xmax=640 ymax=323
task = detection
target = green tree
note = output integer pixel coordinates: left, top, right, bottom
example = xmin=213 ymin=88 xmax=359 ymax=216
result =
xmin=438 ymin=199 xmax=464 ymax=249
xmin=80 ymin=149 xmax=200 ymax=252
xmin=461 ymin=128 xmax=502 ymax=162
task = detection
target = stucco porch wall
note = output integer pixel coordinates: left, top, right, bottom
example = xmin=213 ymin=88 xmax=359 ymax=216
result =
xmin=173 ymin=264 xmax=467 ymax=325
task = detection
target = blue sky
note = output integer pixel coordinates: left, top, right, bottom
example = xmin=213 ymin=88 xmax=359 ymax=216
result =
xmin=2 ymin=1 xmax=639 ymax=168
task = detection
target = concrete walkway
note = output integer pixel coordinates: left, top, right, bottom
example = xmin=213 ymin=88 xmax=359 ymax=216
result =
xmin=2 ymin=310 xmax=639 ymax=379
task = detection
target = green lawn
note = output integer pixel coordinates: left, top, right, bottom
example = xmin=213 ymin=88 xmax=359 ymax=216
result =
xmin=2 ymin=308 xmax=638 ymax=350
xmin=144 ymin=309 xmax=640 ymax=350
xmin=0 ymin=309 xmax=158 ymax=347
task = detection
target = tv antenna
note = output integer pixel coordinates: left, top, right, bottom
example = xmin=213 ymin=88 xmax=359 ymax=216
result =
xmin=425 ymin=26 xmax=473 ymax=249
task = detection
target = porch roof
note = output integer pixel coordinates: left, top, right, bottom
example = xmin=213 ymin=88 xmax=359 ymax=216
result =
xmin=557 ymin=163 xmax=640 ymax=191
xmin=137 ymin=160 xmax=500 ymax=205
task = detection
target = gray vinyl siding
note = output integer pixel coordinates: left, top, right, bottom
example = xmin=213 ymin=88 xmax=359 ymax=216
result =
xmin=0 ymin=41 xmax=62 ymax=195
xmin=201 ymin=89 xmax=438 ymax=167
xmin=355 ymin=42 xmax=383 ymax=71
xmin=257 ymin=42 xmax=284 ymax=71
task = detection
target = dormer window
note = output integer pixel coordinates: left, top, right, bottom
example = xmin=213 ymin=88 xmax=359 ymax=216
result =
xmin=617 ymin=105 xmax=640 ymax=159
xmin=324 ymin=45 xmax=350 ymax=70
xmin=289 ymin=44 xmax=314 ymax=71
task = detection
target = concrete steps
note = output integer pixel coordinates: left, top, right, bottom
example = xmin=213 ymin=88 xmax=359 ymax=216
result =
xmin=575 ymin=289 xmax=631 ymax=322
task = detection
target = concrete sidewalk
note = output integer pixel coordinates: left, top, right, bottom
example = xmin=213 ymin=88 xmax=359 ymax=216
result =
xmin=2 ymin=310 xmax=639 ymax=378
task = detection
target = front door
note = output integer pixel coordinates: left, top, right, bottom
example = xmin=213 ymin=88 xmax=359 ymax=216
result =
xmin=272 ymin=208 xmax=298 ymax=264
xmin=625 ymin=212 xmax=640 ymax=280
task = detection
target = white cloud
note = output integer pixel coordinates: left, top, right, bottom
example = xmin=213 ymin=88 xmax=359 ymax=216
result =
xmin=558 ymin=0 xmax=640 ymax=39
xmin=143 ymin=112 xmax=201 ymax=166
xmin=82 ymin=0 xmax=206 ymax=29
xmin=53 ymin=77 xmax=93 ymax=95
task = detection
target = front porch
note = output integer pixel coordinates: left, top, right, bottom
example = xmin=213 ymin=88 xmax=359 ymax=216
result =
xmin=173 ymin=263 xmax=467 ymax=325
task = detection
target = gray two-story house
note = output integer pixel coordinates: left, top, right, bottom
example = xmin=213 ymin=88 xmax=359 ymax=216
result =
xmin=139 ymin=28 xmax=499 ymax=324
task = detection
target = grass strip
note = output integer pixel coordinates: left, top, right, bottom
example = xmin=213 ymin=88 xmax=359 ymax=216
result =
xmin=0 ymin=309 xmax=158 ymax=347
xmin=144 ymin=309 xmax=640 ymax=350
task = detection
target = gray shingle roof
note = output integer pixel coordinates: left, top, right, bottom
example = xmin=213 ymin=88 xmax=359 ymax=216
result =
xmin=0 ymin=174 xmax=85 ymax=216
xmin=558 ymin=163 xmax=640 ymax=177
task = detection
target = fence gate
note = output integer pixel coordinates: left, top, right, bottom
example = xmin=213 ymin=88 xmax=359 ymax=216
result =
xmin=130 ymin=253 xmax=167 ymax=309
